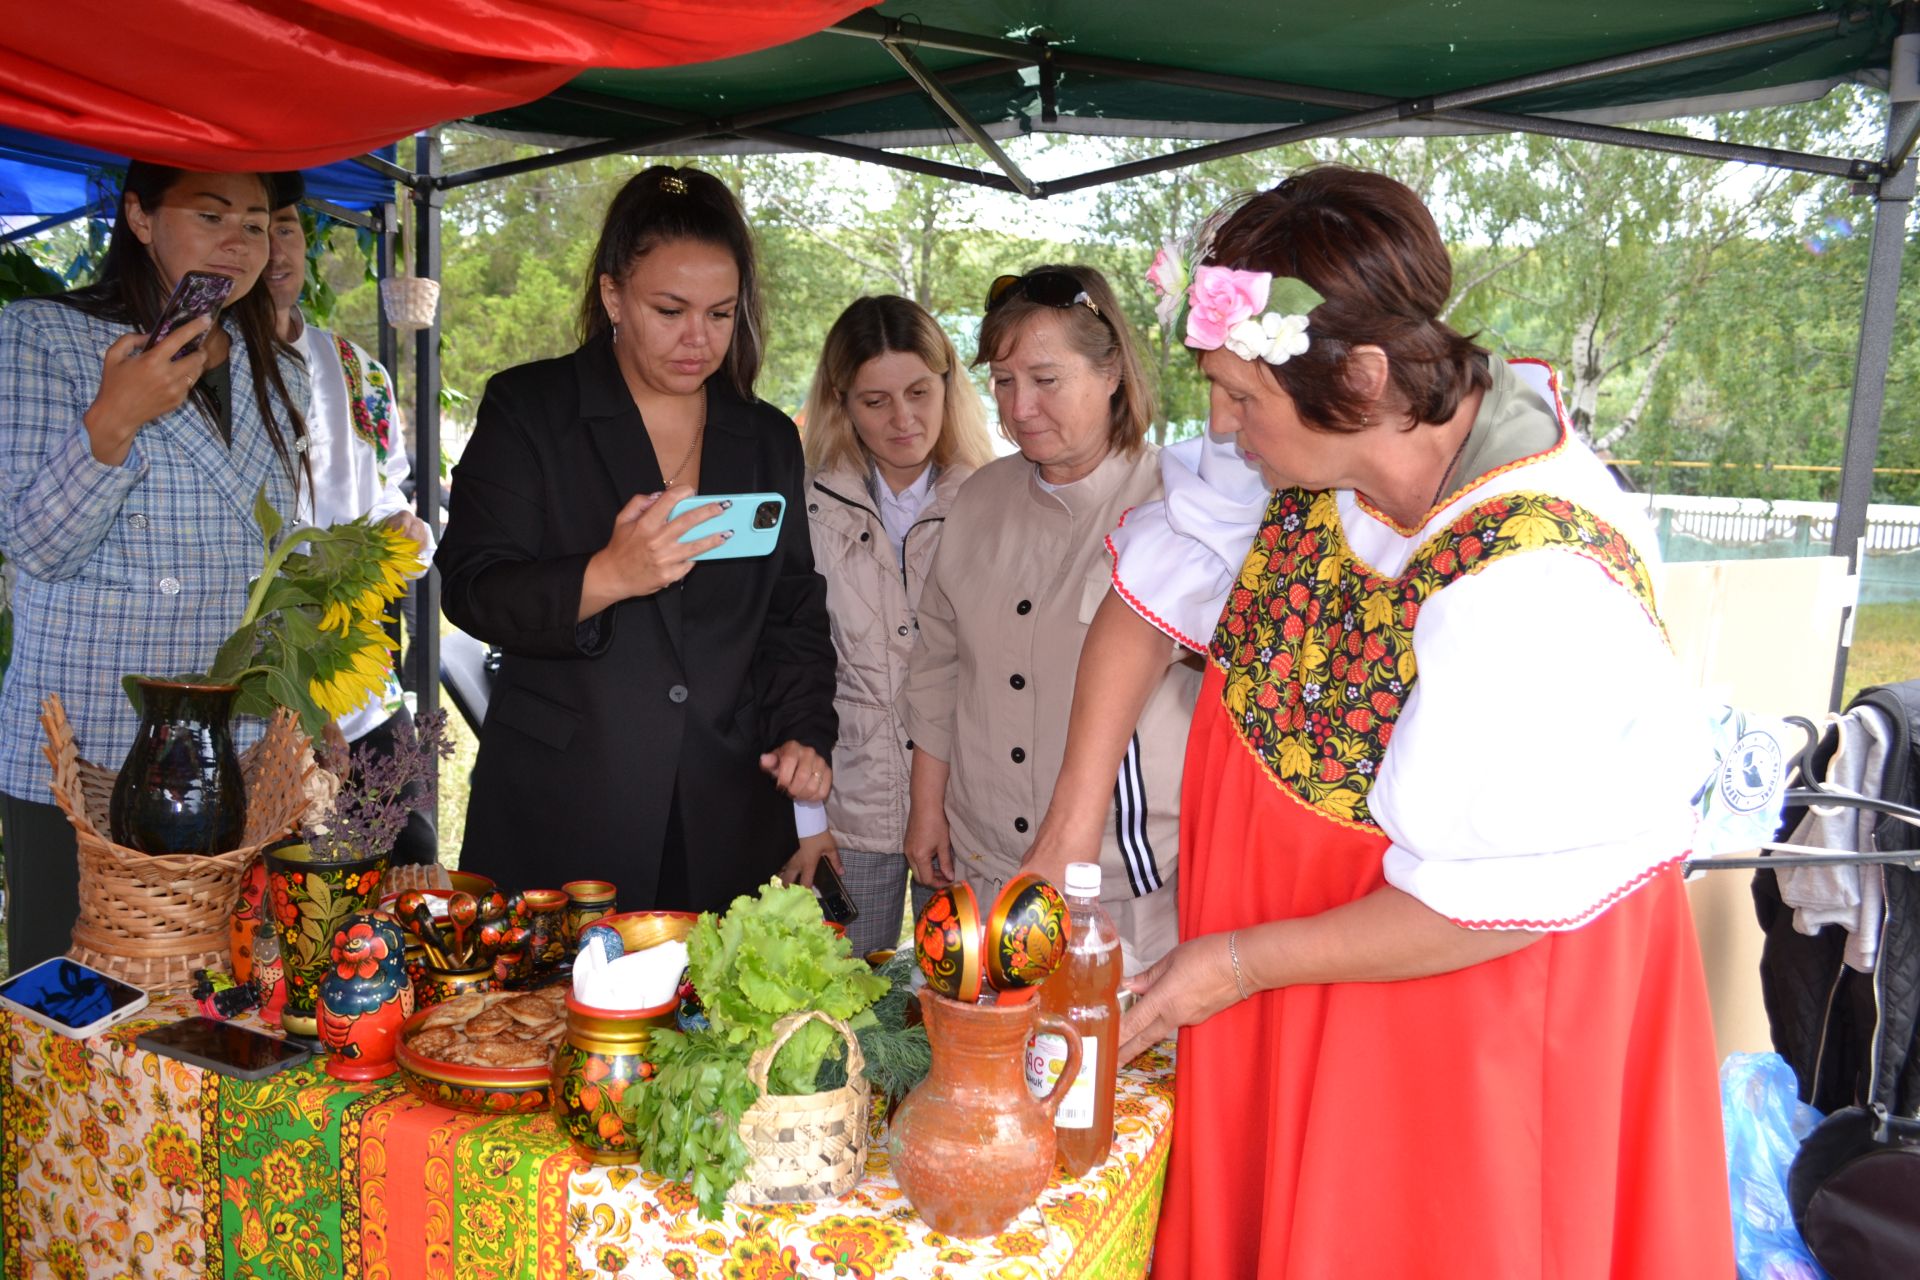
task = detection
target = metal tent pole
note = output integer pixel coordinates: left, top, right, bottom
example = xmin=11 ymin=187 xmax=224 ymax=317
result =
xmin=1828 ymin=100 xmax=1920 ymax=710
xmin=375 ymin=200 xmax=398 ymax=383
xmin=411 ymin=134 xmax=444 ymax=747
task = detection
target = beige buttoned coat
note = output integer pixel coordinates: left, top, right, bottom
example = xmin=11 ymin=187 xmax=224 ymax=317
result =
xmin=901 ymin=445 xmax=1201 ymax=970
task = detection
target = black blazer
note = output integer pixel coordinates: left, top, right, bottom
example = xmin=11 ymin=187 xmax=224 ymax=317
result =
xmin=435 ymin=334 xmax=837 ymax=911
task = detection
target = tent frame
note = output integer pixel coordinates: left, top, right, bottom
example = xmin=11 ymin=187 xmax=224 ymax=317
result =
xmin=370 ymin=4 xmax=1911 ymax=718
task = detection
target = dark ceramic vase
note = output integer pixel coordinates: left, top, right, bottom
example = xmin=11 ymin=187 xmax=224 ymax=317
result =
xmin=109 ymin=678 xmax=246 ymax=854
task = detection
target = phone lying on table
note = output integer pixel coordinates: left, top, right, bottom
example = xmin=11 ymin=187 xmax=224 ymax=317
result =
xmin=144 ymin=269 xmax=235 ymax=359
xmin=135 ymin=1015 xmax=312 ymax=1081
xmin=0 ymin=956 xmax=150 ymax=1038
xmin=669 ymin=492 xmax=785 ymax=561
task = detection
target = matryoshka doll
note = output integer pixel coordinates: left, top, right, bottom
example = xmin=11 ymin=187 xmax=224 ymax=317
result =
xmin=251 ymin=920 xmax=289 ymax=1026
xmin=229 ymin=855 xmax=269 ymax=986
xmin=316 ymin=913 xmax=414 ymax=1080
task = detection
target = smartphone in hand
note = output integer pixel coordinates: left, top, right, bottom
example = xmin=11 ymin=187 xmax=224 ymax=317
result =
xmin=813 ymin=858 xmax=861 ymax=927
xmin=0 ymin=956 xmax=149 ymax=1038
xmin=669 ymin=492 xmax=786 ymax=561
xmin=144 ymin=270 xmax=235 ymax=360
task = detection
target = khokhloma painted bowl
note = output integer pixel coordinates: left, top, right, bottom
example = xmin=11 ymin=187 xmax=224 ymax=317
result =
xmin=394 ymin=999 xmax=553 ymax=1115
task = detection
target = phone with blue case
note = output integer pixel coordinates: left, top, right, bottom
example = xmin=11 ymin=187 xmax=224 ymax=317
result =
xmin=669 ymin=492 xmax=785 ymax=560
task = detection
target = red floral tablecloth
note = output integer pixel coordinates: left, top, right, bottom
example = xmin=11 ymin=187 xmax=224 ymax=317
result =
xmin=1 ymin=997 xmax=1175 ymax=1279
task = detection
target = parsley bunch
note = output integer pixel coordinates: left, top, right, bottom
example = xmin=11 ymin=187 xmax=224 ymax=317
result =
xmin=621 ymin=880 xmax=888 ymax=1218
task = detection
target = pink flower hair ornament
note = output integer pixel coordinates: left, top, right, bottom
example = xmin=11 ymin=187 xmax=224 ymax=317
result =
xmin=1147 ymin=243 xmax=1325 ymax=367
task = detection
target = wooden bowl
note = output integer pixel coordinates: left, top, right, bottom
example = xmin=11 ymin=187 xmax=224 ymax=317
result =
xmin=394 ymin=999 xmax=554 ymax=1115
xmin=448 ymin=870 xmax=497 ymax=898
xmin=591 ymin=910 xmax=698 ymax=954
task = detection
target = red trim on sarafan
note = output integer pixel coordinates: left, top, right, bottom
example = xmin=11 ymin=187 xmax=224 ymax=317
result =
xmin=1105 ymin=505 xmax=1211 ymax=654
xmin=1443 ymin=855 xmax=1686 ymax=932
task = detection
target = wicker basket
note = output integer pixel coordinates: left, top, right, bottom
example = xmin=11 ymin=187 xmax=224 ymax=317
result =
xmin=39 ymin=695 xmax=316 ymax=994
xmin=727 ymin=1011 xmax=871 ymax=1205
xmin=380 ymin=276 xmax=440 ymax=332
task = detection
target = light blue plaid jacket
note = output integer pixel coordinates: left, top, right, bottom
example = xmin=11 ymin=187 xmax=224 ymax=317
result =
xmin=0 ymin=298 xmax=306 ymax=800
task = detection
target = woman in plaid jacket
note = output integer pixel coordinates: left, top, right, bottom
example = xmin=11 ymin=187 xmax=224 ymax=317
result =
xmin=0 ymin=163 xmax=308 ymax=972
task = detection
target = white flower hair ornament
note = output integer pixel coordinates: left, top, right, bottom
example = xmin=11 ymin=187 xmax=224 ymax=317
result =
xmin=1147 ymin=243 xmax=1326 ymax=367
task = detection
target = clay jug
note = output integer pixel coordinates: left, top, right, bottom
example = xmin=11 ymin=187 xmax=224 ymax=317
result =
xmin=889 ymin=987 xmax=1082 ymax=1238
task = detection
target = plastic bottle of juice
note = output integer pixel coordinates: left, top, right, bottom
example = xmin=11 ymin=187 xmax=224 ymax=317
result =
xmin=1024 ymin=861 xmax=1121 ymax=1177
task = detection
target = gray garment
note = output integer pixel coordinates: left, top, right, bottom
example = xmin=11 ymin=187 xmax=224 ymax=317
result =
xmin=836 ymin=847 xmax=911 ymax=959
xmin=1783 ymin=705 xmax=1897 ymax=972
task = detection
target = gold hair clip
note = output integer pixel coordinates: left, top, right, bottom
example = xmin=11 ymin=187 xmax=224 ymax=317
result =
xmin=659 ymin=174 xmax=688 ymax=195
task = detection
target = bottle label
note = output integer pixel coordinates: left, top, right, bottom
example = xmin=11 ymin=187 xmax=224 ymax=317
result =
xmin=1025 ymin=1032 xmax=1097 ymax=1129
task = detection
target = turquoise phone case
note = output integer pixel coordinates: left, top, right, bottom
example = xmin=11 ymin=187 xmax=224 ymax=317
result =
xmin=669 ymin=492 xmax=786 ymax=560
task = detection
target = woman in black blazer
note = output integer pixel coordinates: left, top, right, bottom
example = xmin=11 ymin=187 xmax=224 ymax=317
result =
xmin=436 ymin=166 xmax=836 ymax=913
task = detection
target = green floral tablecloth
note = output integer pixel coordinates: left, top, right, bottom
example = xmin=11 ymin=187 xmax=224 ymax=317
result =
xmin=1 ymin=998 xmax=1174 ymax=1279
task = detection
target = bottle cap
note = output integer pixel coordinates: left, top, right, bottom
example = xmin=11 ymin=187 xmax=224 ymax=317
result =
xmin=1064 ymin=862 xmax=1101 ymax=896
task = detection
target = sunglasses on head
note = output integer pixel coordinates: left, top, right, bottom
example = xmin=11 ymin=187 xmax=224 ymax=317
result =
xmin=986 ymin=270 xmax=1103 ymax=317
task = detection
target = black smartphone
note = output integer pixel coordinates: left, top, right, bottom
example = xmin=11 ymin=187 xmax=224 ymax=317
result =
xmin=0 ymin=956 xmax=149 ymax=1038
xmin=143 ymin=270 xmax=235 ymax=359
xmin=814 ymin=859 xmax=860 ymax=926
xmin=134 ymin=1015 xmax=312 ymax=1080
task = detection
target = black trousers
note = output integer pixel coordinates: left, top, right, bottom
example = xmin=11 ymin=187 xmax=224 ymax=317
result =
xmin=2 ymin=791 xmax=80 ymax=976
xmin=349 ymin=708 xmax=439 ymax=867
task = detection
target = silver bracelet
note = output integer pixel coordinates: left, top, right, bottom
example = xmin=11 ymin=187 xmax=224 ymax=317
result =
xmin=1227 ymin=930 xmax=1252 ymax=1001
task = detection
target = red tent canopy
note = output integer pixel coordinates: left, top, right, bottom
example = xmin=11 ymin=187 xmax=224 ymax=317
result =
xmin=0 ymin=0 xmax=873 ymax=169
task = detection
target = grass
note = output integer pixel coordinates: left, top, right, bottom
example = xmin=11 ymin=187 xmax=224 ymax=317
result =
xmin=436 ymin=700 xmax=480 ymax=873
xmin=1841 ymin=601 xmax=1920 ymax=706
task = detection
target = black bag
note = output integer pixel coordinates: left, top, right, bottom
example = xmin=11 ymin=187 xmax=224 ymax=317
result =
xmin=1787 ymin=1103 xmax=1920 ymax=1277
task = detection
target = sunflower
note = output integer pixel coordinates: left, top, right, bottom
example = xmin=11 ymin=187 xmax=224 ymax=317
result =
xmin=137 ymin=491 xmax=429 ymax=740
xmin=308 ymin=618 xmax=397 ymax=720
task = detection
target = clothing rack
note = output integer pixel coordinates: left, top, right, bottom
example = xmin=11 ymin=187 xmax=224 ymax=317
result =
xmin=1682 ymin=712 xmax=1920 ymax=874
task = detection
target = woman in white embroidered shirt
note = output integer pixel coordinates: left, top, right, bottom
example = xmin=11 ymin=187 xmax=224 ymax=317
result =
xmin=783 ymin=296 xmax=994 ymax=957
xmin=1030 ymin=168 xmax=1732 ymax=1276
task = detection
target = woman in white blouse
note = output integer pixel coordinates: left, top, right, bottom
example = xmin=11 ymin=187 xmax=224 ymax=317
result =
xmin=1033 ymin=168 xmax=1729 ymax=1278
xmin=785 ymin=296 xmax=994 ymax=957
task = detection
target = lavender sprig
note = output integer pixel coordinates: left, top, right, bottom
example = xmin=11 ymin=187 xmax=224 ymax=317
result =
xmin=308 ymin=710 xmax=453 ymax=863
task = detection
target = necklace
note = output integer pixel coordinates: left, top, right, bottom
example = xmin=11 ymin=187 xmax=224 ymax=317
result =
xmin=659 ymin=389 xmax=707 ymax=489
xmin=1429 ymin=425 xmax=1474 ymax=512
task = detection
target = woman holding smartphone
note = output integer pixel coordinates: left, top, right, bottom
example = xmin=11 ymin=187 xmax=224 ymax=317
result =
xmin=436 ymin=166 xmax=836 ymax=914
xmin=782 ymin=296 xmax=995 ymax=956
xmin=0 ymin=163 xmax=308 ymax=973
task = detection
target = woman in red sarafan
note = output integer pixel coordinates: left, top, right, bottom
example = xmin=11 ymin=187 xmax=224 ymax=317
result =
xmin=1028 ymin=165 xmax=1732 ymax=1277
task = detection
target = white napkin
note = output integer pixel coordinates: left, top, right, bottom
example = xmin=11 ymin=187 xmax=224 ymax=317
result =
xmin=572 ymin=937 xmax=688 ymax=1012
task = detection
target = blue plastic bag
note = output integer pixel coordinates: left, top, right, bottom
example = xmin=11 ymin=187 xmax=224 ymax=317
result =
xmin=1721 ymin=1052 xmax=1828 ymax=1280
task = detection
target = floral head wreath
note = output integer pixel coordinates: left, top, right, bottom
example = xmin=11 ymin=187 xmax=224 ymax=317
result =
xmin=1147 ymin=241 xmax=1325 ymax=367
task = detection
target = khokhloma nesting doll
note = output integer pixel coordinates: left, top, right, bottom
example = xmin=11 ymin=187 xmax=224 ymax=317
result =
xmin=316 ymin=913 xmax=414 ymax=1080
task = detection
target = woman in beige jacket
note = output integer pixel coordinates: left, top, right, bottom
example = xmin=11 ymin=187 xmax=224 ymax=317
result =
xmin=901 ymin=266 xmax=1202 ymax=974
xmin=784 ymin=296 xmax=997 ymax=957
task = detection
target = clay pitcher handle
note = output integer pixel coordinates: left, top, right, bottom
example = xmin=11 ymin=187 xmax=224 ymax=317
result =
xmin=1030 ymin=1011 xmax=1084 ymax=1124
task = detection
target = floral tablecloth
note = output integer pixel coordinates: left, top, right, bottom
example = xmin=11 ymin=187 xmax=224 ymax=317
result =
xmin=1 ymin=997 xmax=1176 ymax=1280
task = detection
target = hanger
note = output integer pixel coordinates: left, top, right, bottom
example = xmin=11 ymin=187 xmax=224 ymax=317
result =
xmin=1682 ymin=713 xmax=1920 ymax=873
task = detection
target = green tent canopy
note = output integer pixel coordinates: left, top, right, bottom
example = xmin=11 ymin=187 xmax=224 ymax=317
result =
xmin=398 ymin=0 xmax=1920 ymax=711
xmin=452 ymin=1 xmax=1910 ymax=195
